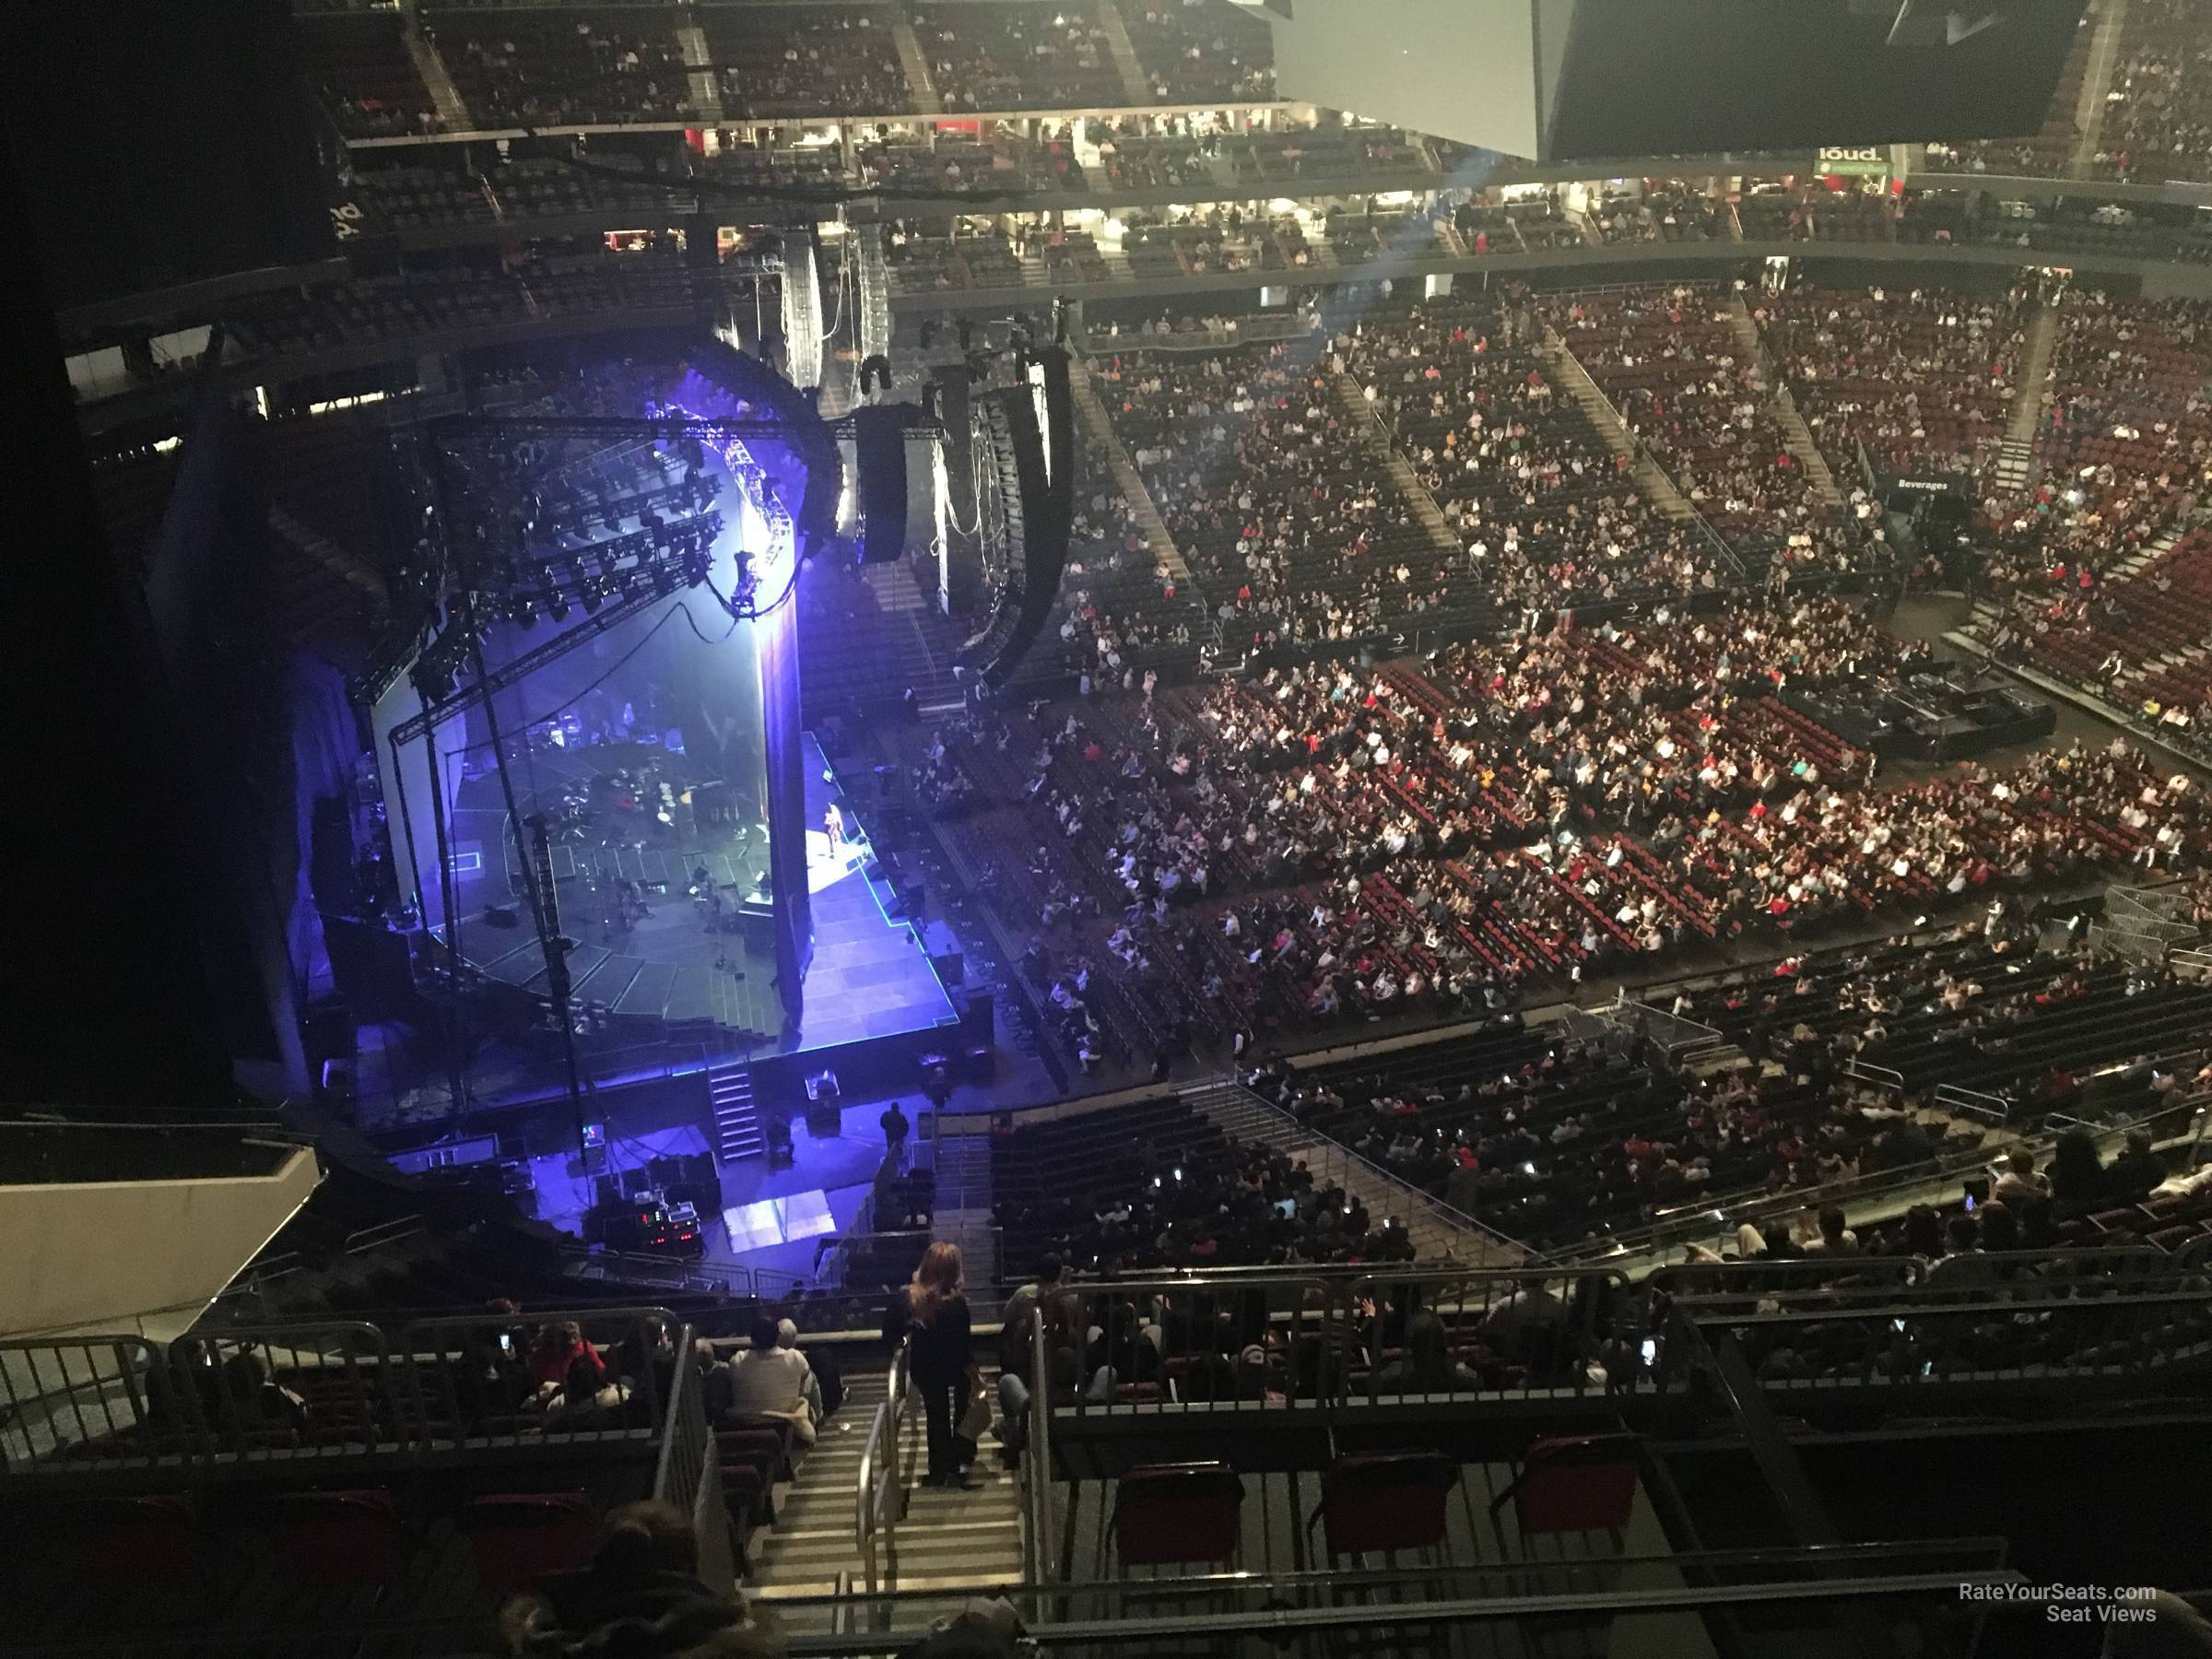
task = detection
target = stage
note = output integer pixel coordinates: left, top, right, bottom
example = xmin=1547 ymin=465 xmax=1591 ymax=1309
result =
xmin=437 ymin=730 xmax=959 ymax=1058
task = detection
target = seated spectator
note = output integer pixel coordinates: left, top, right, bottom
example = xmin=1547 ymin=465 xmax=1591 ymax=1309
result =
xmin=530 ymin=1320 xmax=606 ymax=1389
xmin=2048 ymin=1127 xmax=2110 ymax=1210
xmin=2106 ymin=1128 xmax=2167 ymax=1204
xmin=726 ymin=1316 xmax=818 ymax=1445
xmin=1370 ymin=1311 xmax=1480 ymax=1396
xmin=499 ymin=1499 xmax=767 ymax=1657
xmin=1991 ymin=1147 xmax=2048 ymax=1206
xmin=540 ymin=1352 xmax=632 ymax=1431
xmin=778 ymin=1318 xmax=836 ymax=1422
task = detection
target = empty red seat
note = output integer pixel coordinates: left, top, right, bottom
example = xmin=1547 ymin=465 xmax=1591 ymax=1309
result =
xmin=461 ymin=1491 xmax=597 ymax=1593
xmin=1309 ymin=1450 xmax=1459 ymax=1559
xmin=1489 ymin=1433 xmax=1641 ymax=1548
xmin=265 ymin=1488 xmax=410 ymax=1585
xmin=1112 ymin=1462 xmax=1246 ymax=1569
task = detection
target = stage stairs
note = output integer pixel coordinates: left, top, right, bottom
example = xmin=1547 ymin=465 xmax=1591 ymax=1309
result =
xmin=711 ymin=1060 xmax=765 ymax=1162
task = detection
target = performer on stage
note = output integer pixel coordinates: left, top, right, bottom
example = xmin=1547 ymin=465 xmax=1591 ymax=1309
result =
xmin=823 ymin=801 xmax=848 ymax=855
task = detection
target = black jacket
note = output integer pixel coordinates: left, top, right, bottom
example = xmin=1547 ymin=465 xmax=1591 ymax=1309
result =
xmin=909 ymin=1295 xmax=972 ymax=1387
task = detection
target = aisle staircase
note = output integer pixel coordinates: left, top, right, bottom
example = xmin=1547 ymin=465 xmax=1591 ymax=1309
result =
xmin=1091 ymin=0 xmax=1154 ymax=106
xmin=2070 ymin=0 xmax=2133 ymax=177
xmin=675 ymin=24 xmax=726 ymax=124
xmin=1541 ymin=335 xmax=1698 ymax=524
xmin=1180 ymin=1078 xmax=1525 ymax=1267
xmin=2005 ymin=304 xmax=2063 ymax=443
xmin=890 ymin=14 xmax=945 ymax=114
xmin=1325 ymin=371 xmax=1460 ymax=553
xmin=1727 ymin=295 xmax=1844 ymax=508
xmin=711 ymin=1060 xmax=764 ymax=1162
xmin=405 ymin=25 xmax=473 ymax=132
xmin=1068 ymin=358 xmax=1201 ymax=593
xmin=750 ymin=1361 xmax=1026 ymax=1617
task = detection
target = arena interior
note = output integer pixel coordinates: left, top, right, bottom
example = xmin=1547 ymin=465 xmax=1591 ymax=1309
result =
xmin=10 ymin=2 xmax=2212 ymax=1654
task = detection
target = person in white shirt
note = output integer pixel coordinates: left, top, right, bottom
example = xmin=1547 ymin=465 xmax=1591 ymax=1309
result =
xmin=726 ymin=1317 xmax=818 ymax=1444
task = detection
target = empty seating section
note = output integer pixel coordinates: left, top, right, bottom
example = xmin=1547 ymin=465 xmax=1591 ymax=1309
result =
xmin=915 ymin=3 xmax=1125 ymax=111
xmin=702 ymin=5 xmax=912 ymax=117
xmin=1340 ymin=294 xmax=1724 ymax=606
xmin=225 ymin=252 xmax=707 ymax=364
xmin=1587 ymin=182 xmax=1731 ymax=244
xmin=1092 ymin=124 xmax=1215 ymax=190
xmin=428 ymin=7 xmax=693 ymax=128
xmin=1548 ymin=288 xmax=1827 ymax=544
xmin=885 ymin=228 xmax=1021 ymax=292
xmin=1114 ymin=0 xmax=1274 ymax=103
xmin=296 ymin=11 xmax=440 ymax=137
xmin=2096 ymin=0 xmax=2212 ymax=183
xmin=862 ymin=131 xmax=1088 ymax=194
xmin=1754 ymin=284 xmax=2026 ymax=480
xmin=1223 ymin=124 xmax=1428 ymax=186
xmin=352 ymin=156 xmax=685 ymax=232
xmin=1270 ymin=1021 xmax=1890 ymax=1251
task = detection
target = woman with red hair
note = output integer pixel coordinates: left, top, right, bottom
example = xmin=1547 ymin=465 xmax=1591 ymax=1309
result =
xmin=905 ymin=1241 xmax=975 ymax=1488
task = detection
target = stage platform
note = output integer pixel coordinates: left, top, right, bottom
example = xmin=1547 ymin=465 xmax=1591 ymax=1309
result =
xmin=439 ymin=732 xmax=960 ymax=1065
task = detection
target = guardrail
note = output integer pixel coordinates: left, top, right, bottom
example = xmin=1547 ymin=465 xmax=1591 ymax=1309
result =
xmin=1180 ymin=1077 xmax=1528 ymax=1265
xmin=1934 ymin=1082 xmax=2013 ymax=1125
xmin=855 ymin=1338 xmax=912 ymax=1596
xmin=1040 ymin=1266 xmax=1639 ymax=1417
xmin=0 ymin=1305 xmax=680 ymax=1474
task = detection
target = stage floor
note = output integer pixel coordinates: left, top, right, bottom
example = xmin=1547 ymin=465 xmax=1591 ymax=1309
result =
xmin=440 ymin=732 xmax=956 ymax=1055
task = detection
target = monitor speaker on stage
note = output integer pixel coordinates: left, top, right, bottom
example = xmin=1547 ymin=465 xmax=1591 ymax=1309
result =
xmin=961 ymin=986 xmax=994 ymax=1045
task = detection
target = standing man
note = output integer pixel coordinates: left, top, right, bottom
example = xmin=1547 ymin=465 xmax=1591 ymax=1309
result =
xmin=880 ymin=1099 xmax=911 ymax=1160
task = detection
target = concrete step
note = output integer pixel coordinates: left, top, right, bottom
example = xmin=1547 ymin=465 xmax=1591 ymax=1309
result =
xmin=404 ymin=25 xmax=472 ymax=132
xmin=675 ymin=25 xmax=725 ymax=122
xmin=1728 ymin=294 xmax=1843 ymax=508
xmin=2006 ymin=305 xmax=2062 ymax=448
xmin=890 ymin=15 xmax=945 ymax=115
xmin=2069 ymin=0 xmax=2133 ymax=177
xmin=1326 ymin=371 xmax=1459 ymax=553
xmin=1091 ymin=0 xmax=1154 ymax=106
xmin=1069 ymin=357 xmax=1202 ymax=593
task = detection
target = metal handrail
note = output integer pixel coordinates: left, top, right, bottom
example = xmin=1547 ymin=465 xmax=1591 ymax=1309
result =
xmin=854 ymin=1338 xmax=911 ymax=1595
xmin=1933 ymin=1083 xmax=2012 ymax=1124
xmin=1028 ymin=1293 xmax=1055 ymax=1585
xmin=1845 ymin=1056 xmax=1907 ymax=1088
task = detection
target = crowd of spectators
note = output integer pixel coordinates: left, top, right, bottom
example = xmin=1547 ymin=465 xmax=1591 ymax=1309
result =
xmin=915 ymin=4 xmax=1124 ymax=110
xmin=428 ymin=9 xmax=697 ymax=128
xmin=704 ymin=5 xmax=911 ymax=118
xmin=926 ymin=575 xmax=2210 ymax=1071
xmin=1754 ymin=283 xmax=2030 ymax=481
xmin=2091 ymin=0 xmax=2212 ymax=184
xmin=1338 ymin=293 xmax=1735 ymax=609
xmin=1114 ymin=0 xmax=1274 ymax=103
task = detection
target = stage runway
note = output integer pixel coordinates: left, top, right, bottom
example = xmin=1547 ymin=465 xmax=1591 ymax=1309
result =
xmin=438 ymin=732 xmax=957 ymax=1054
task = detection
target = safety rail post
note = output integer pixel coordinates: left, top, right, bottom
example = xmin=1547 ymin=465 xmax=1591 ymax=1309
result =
xmin=855 ymin=1338 xmax=911 ymax=1602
